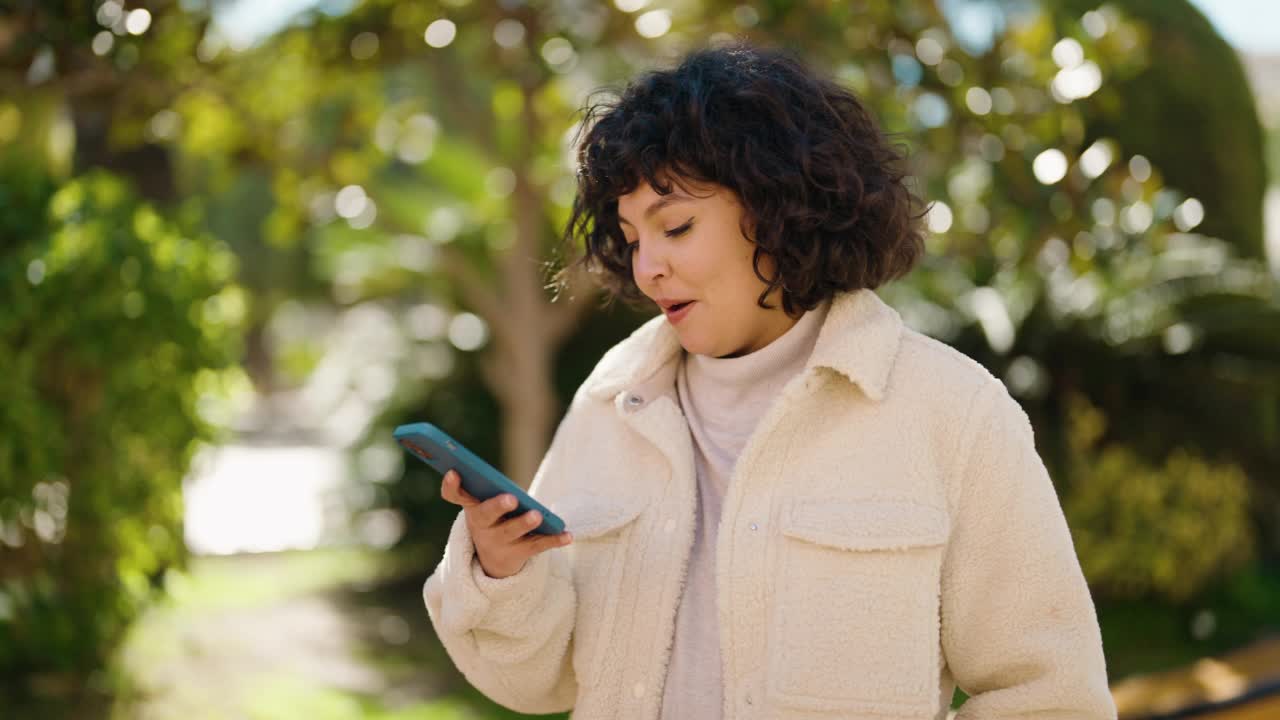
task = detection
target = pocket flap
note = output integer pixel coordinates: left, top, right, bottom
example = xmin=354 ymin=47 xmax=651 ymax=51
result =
xmin=554 ymin=492 xmax=647 ymax=539
xmin=781 ymin=497 xmax=949 ymax=552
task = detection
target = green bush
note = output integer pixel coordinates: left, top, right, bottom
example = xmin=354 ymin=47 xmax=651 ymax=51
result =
xmin=0 ymin=170 xmax=243 ymax=694
xmin=1061 ymin=394 xmax=1254 ymax=602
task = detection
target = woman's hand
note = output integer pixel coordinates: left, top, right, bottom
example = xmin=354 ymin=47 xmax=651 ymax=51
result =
xmin=441 ymin=469 xmax=573 ymax=579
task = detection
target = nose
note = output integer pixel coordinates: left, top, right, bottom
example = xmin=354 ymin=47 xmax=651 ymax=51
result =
xmin=631 ymin=239 xmax=668 ymax=284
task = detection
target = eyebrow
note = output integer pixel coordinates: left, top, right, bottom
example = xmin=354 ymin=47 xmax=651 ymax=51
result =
xmin=617 ymin=192 xmax=693 ymax=227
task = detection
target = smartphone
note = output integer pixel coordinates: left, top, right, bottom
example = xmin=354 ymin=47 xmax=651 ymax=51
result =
xmin=394 ymin=422 xmax=566 ymax=535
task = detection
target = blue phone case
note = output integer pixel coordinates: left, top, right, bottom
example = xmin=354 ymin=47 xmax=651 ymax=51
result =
xmin=394 ymin=422 xmax=566 ymax=535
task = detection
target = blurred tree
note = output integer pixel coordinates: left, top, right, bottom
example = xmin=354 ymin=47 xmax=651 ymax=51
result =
xmin=61 ymin=1 xmax=618 ymax=486
xmin=0 ymin=0 xmax=194 ymax=199
xmin=1 ymin=0 xmax=338 ymax=397
xmin=1045 ymin=0 xmax=1269 ymax=260
xmin=0 ymin=167 xmax=243 ymax=696
xmin=0 ymin=2 xmax=245 ymax=701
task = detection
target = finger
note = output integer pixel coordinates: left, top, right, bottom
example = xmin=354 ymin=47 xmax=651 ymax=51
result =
xmin=522 ymin=530 xmax=574 ymax=555
xmin=439 ymin=476 xmax=461 ymax=506
xmin=440 ymin=471 xmax=478 ymax=507
xmin=476 ymin=492 xmax=519 ymax=528
xmin=450 ymin=471 xmax=481 ymax=504
xmin=497 ymin=509 xmax=545 ymax=543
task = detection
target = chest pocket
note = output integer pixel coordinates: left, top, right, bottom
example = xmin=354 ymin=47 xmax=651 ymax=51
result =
xmin=768 ymin=497 xmax=950 ymax=717
xmin=557 ymin=492 xmax=648 ymax=688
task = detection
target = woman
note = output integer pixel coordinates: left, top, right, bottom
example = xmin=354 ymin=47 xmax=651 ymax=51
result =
xmin=424 ymin=42 xmax=1115 ymax=719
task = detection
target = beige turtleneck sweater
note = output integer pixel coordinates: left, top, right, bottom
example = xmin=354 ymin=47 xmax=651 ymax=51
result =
xmin=659 ymin=299 xmax=831 ymax=720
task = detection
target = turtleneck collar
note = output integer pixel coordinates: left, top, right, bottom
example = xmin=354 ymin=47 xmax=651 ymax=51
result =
xmin=676 ymin=299 xmax=831 ymax=441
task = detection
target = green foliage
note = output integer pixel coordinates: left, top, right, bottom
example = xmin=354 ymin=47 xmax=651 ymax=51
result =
xmin=1097 ymin=560 xmax=1280 ymax=679
xmin=1047 ymin=0 xmax=1268 ymax=259
xmin=0 ymin=170 xmax=242 ymax=687
xmin=1268 ymin=123 xmax=1280 ymax=185
xmin=1061 ymin=395 xmax=1254 ymax=602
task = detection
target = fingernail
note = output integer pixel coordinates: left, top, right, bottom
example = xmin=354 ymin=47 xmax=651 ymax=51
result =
xmin=504 ymin=495 xmax=516 ymax=508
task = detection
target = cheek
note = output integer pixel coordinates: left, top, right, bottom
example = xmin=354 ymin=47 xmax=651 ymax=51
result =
xmin=698 ymin=234 xmax=754 ymax=285
xmin=729 ymin=247 xmax=769 ymax=297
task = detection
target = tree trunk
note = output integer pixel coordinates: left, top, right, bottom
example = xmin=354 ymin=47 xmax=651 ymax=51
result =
xmin=497 ymin=325 xmax=558 ymax=488
xmin=444 ymin=33 xmax=599 ymax=486
xmin=492 ymin=151 xmax=564 ymax=487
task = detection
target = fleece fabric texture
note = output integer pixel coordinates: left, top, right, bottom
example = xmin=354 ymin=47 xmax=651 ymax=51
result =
xmin=422 ymin=287 xmax=1117 ymax=720
xmin=660 ymin=298 xmax=830 ymax=720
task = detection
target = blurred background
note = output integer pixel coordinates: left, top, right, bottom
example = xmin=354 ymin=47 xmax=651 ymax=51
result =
xmin=1 ymin=0 xmax=1278 ymax=718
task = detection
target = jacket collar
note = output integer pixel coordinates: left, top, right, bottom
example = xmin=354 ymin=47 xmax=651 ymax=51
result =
xmin=582 ymin=288 xmax=904 ymax=403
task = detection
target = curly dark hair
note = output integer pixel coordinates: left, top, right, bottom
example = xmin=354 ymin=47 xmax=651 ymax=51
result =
xmin=554 ymin=41 xmax=927 ymax=316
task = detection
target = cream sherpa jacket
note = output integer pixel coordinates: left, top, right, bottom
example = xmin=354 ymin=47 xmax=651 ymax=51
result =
xmin=423 ymin=288 xmax=1116 ymax=719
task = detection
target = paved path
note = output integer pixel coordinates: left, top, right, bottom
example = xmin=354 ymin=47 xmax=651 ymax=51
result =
xmin=112 ymin=547 xmax=529 ymax=720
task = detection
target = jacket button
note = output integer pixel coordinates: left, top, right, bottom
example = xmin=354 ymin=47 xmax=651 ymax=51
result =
xmin=749 ymin=522 xmax=759 ymax=531
xmin=627 ymin=394 xmax=643 ymax=406
xmin=632 ymin=681 xmax=645 ymax=698
xmin=745 ymin=693 xmax=753 ymax=705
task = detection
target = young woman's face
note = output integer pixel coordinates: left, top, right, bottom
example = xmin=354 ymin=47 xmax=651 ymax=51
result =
xmin=617 ymin=178 xmax=799 ymax=358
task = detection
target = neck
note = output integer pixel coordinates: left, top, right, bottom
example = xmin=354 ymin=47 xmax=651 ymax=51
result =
xmin=718 ymin=310 xmax=802 ymax=358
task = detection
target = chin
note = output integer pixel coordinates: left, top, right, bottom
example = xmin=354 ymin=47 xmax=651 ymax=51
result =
xmin=676 ymin=333 xmax=715 ymax=357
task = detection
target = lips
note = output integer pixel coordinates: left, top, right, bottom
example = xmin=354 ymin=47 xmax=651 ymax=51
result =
xmin=657 ymin=298 xmax=694 ymax=311
xmin=662 ymin=300 xmax=696 ymax=324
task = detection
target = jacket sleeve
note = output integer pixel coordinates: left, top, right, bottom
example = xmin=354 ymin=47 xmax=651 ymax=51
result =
xmin=941 ymin=379 xmax=1116 ymax=719
xmin=422 ymin=400 xmax=581 ymax=714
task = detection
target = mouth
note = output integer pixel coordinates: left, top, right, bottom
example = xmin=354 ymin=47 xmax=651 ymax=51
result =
xmin=661 ymin=300 xmax=696 ymax=323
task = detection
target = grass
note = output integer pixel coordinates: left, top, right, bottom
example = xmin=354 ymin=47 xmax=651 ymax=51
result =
xmin=1097 ymin=560 xmax=1280 ymax=682
xmin=158 ymin=544 xmax=425 ymax=612
xmin=103 ymin=541 xmax=561 ymax=720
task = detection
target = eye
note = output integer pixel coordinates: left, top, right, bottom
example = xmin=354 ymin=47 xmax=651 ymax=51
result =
xmin=623 ymin=218 xmax=692 ymax=257
xmin=665 ymin=219 xmax=694 ymax=237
